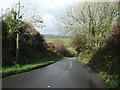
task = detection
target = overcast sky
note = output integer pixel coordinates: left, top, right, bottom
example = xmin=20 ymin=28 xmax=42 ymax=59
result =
xmin=0 ymin=0 xmax=118 ymax=35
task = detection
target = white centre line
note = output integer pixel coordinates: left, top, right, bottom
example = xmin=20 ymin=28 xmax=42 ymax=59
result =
xmin=69 ymin=59 xmax=72 ymax=68
xmin=47 ymin=86 xmax=50 ymax=88
xmin=55 ymin=72 xmax=67 ymax=82
xmin=47 ymin=58 xmax=73 ymax=87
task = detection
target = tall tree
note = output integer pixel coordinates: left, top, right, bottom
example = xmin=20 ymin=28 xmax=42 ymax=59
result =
xmin=56 ymin=2 xmax=118 ymax=49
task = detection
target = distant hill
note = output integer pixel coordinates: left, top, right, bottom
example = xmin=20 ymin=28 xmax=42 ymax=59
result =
xmin=42 ymin=34 xmax=71 ymax=38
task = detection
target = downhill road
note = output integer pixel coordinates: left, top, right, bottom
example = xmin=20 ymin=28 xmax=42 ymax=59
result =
xmin=3 ymin=58 xmax=107 ymax=88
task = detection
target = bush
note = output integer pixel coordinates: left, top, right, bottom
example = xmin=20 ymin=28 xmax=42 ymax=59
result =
xmin=106 ymin=25 xmax=120 ymax=57
xmin=89 ymin=25 xmax=120 ymax=88
xmin=47 ymin=43 xmax=55 ymax=50
xmin=70 ymin=34 xmax=88 ymax=56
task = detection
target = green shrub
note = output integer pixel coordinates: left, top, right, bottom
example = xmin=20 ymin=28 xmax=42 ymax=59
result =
xmin=89 ymin=25 xmax=120 ymax=88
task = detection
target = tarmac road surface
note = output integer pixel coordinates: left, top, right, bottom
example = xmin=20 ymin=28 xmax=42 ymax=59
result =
xmin=2 ymin=58 xmax=107 ymax=88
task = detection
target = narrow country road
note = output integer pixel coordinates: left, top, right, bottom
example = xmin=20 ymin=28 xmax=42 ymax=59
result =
xmin=3 ymin=58 xmax=107 ymax=88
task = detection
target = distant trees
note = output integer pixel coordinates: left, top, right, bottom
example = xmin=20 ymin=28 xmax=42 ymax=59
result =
xmin=56 ymin=2 xmax=118 ymax=53
xmin=43 ymin=34 xmax=70 ymax=38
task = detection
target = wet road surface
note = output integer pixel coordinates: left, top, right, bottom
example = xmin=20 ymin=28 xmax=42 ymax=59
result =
xmin=3 ymin=58 xmax=107 ymax=88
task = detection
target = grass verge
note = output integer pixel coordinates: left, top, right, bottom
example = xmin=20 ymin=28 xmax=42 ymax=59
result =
xmin=1 ymin=57 xmax=63 ymax=78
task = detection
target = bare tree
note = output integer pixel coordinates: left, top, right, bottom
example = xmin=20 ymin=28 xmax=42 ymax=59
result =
xmin=56 ymin=2 xmax=118 ymax=48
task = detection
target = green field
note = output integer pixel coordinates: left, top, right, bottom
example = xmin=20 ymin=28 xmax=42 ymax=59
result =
xmin=45 ymin=38 xmax=70 ymax=44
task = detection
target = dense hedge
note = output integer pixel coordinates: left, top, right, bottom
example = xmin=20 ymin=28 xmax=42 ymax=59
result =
xmin=2 ymin=20 xmax=61 ymax=66
xmin=89 ymin=25 xmax=120 ymax=88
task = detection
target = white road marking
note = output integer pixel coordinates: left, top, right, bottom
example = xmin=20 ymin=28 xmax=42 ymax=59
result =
xmin=88 ymin=68 xmax=91 ymax=70
xmin=47 ymin=86 xmax=50 ymax=88
xmin=47 ymin=59 xmax=73 ymax=86
xmin=69 ymin=59 xmax=72 ymax=68
xmin=55 ymin=72 xmax=67 ymax=82
xmin=46 ymin=72 xmax=67 ymax=87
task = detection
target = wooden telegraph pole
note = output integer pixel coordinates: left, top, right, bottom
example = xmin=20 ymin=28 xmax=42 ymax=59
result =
xmin=16 ymin=2 xmax=20 ymax=62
